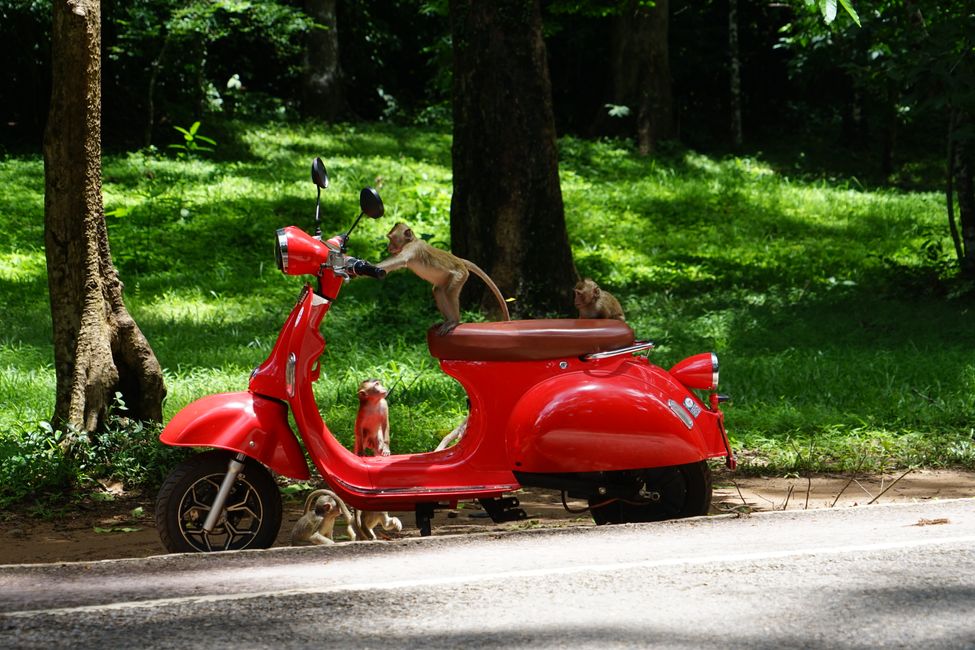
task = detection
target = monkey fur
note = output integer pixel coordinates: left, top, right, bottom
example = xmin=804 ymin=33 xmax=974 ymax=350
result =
xmin=290 ymin=489 xmax=357 ymax=546
xmin=376 ymin=222 xmax=511 ymax=335
xmin=354 ymin=378 xmax=390 ymax=456
xmin=353 ymin=509 xmax=403 ymax=541
xmin=573 ymin=278 xmax=625 ymax=320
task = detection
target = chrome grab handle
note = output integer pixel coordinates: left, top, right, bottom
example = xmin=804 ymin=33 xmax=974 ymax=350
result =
xmin=581 ymin=340 xmax=654 ymax=361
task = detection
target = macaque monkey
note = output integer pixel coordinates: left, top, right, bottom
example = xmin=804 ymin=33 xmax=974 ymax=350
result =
xmin=290 ymin=489 xmax=357 ymax=546
xmin=435 ymin=416 xmax=468 ymax=451
xmin=377 ymin=222 xmax=511 ymax=335
xmin=574 ymin=278 xmax=625 ymax=320
xmin=353 ymin=509 xmax=404 ymax=541
xmin=354 ymin=378 xmax=390 ymax=456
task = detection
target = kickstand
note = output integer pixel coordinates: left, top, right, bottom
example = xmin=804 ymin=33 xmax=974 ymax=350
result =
xmin=415 ymin=503 xmax=435 ymax=537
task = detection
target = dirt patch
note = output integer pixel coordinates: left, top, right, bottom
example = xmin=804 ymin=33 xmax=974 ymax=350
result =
xmin=2 ymin=468 xmax=974 ymax=565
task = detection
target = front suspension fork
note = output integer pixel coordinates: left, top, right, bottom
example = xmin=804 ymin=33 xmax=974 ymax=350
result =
xmin=202 ymin=453 xmax=247 ymax=533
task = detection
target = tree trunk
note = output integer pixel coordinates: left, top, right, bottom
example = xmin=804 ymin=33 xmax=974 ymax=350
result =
xmin=956 ymin=113 xmax=975 ymax=275
xmin=611 ymin=0 xmax=675 ymax=155
xmin=728 ymin=0 xmax=743 ymax=149
xmin=302 ymin=0 xmax=345 ymax=120
xmin=44 ymin=0 xmax=166 ymax=435
xmin=449 ymin=0 xmax=578 ymax=317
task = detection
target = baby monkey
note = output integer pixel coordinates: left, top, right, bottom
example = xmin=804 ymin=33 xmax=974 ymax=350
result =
xmin=377 ymin=223 xmax=510 ymax=335
xmin=354 ymin=509 xmax=404 ymax=541
xmin=354 ymin=378 xmax=390 ymax=456
xmin=290 ymin=488 xmax=357 ymax=546
xmin=574 ymin=278 xmax=625 ymax=320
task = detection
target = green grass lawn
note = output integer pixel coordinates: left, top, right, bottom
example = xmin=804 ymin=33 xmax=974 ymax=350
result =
xmin=2 ymin=121 xmax=973 ymax=503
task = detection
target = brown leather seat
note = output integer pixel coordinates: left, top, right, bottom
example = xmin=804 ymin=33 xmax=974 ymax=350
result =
xmin=427 ymin=319 xmax=636 ymax=361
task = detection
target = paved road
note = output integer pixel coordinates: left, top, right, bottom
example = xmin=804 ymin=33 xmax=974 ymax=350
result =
xmin=2 ymin=499 xmax=975 ymax=648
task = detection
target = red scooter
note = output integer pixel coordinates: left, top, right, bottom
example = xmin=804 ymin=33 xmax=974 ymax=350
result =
xmin=155 ymin=158 xmax=735 ymax=553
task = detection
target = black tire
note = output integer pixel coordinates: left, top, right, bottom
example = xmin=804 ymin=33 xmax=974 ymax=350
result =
xmin=155 ymin=450 xmax=282 ymax=553
xmin=589 ymin=461 xmax=712 ymax=525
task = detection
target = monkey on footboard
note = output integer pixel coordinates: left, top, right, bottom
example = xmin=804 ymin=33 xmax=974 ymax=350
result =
xmin=376 ymin=223 xmax=510 ymax=335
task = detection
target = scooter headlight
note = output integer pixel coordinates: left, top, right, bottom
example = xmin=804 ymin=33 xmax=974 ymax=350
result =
xmin=274 ymin=226 xmax=331 ymax=276
xmin=669 ymin=352 xmax=719 ymax=391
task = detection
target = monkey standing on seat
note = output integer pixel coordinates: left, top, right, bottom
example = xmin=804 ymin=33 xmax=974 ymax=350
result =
xmin=376 ymin=223 xmax=511 ymax=335
xmin=574 ymin=278 xmax=625 ymax=320
xmin=354 ymin=378 xmax=390 ymax=456
xmin=290 ymin=489 xmax=357 ymax=546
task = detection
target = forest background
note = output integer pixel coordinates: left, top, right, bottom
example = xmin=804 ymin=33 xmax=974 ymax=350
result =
xmin=1 ymin=0 xmax=974 ymax=507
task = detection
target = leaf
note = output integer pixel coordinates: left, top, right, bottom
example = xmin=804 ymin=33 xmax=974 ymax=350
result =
xmin=129 ymin=506 xmax=145 ymax=518
xmin=838 ymin=0 xmax=860 ymax=26
xmin=195 ymin=135 xmax=217 ymax=145
xmin=173 ymin=126 xmax=191 ymax=136
xmin=819 ymin=0 xmax=837 ymax=25
xmin=189 ymin=121 xmax=201 ymax=135
xmin=93 ymin=526 xmax=142 ymax=534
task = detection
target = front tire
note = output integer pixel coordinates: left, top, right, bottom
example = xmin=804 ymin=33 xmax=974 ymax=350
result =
xmin=156 ymin=450 xmax=283 ymax=553
xmin=589 ymin=461 xmax=712 ymax=525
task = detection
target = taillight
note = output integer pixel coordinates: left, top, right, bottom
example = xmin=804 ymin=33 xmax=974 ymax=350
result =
xmin=669 ymin=352 xmax=718 ymax=390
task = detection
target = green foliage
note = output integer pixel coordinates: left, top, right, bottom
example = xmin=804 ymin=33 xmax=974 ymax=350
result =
xmin=168 ymin=121 xmax=217 ymax=157
xmin=1 ymin=122 xmax=974 ymax=504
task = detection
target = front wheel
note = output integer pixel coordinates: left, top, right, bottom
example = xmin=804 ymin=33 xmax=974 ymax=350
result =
xmin=156 ymin=450 xmax=282 ymax=553
xmin=588 ymin=461 xmax=712 ymax=525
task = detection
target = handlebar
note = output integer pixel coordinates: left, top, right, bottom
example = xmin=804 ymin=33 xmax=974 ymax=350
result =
xmin=344 ymin=257 xmax=387 ymax=279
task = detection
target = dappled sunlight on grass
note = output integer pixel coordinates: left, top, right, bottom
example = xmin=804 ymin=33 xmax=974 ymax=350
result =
xmin=0 ymin=251 xmax=45 ymax=282
xmin=1 ymin=123 xmax=973 ymax=473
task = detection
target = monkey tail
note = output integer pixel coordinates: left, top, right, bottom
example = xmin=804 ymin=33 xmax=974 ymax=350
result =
xmin=462 ymin=259 xmax=511 ymax=321
xmin=302 ymin=488 xmax=357 ymax=541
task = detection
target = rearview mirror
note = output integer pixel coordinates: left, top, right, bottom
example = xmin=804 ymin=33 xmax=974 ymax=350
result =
xmin=359 ymin=187 xmax=384 ymax=219
xmin=311 ymin=158 xmax=329 ymax=189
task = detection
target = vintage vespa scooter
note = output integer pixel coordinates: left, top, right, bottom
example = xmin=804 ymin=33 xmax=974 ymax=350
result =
xmin=155 ymin=158 xmax=735 ymax=553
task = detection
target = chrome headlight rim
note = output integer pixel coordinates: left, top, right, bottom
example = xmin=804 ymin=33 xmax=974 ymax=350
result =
xmin=275 ymin=228 xmax=289 ymax=272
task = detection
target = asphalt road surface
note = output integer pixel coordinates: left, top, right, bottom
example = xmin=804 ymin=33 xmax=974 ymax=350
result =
xmin=2 ymin=499 xmax=975 ymax=649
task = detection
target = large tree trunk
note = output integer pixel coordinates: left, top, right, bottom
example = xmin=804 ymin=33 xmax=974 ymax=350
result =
xmin=449 ymin=0 xmax=578 ymax=317
xmin=44 ymin=0 xmax=166 ymax=435
xmin=302 ymin=0 xmax=345 ymax=120
xmin=728 ymin=0 xmax=743 ymax=149
xmin=956 ymin=117 xmax=975 ymax=275
xmin=612 ymin=0 xmax=675 ymax=155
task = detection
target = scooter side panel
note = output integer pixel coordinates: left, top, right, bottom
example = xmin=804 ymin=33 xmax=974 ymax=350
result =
xmin=507 ymin=364 xmax=722 ymax=473
xmin=159 ymin=392 xmax=311 ymax=479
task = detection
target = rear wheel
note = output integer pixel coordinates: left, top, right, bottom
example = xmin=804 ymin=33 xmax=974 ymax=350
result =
xmin=588 ymin=461 xmax=711 ymax=525
xmin=156 ymin=450 xmax=282 ymax=553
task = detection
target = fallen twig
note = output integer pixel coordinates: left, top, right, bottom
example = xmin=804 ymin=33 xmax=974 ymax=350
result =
xmin=782 ymin=484 xmax=795 ymax=511
xmin=867 ymin=468 xmax=914 ymax=505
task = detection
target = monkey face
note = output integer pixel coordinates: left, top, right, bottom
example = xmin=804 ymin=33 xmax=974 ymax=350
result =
xmin=386 ymin=223 xmax=414 ymax=255
xmin=574 ymin=280 xmax=599 ymax=308
xmin=357 ymin=378 xmax=388 ymax=401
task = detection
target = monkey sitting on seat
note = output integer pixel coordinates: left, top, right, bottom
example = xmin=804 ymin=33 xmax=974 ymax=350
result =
xmin=574 ymin=278 xmax=625 ymax=320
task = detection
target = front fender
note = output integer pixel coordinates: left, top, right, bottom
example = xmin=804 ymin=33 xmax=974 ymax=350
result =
xmin=160 ymin=392 xmax=310 ymax=479
xmin=506 ymin=369 xmax=711 ymax=473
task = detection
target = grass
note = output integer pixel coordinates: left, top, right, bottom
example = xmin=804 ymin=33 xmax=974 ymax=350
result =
xmin=1 ymin=120 xmax=973 ymax=503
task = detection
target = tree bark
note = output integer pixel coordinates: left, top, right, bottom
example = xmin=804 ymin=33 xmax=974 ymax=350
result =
xmin=302 ymin=0 xmax=345 ymax=120
xmin=449 ymin=0 xmax=578 ymax=317
xmin=728 ymin=0 xmax=743 ymax=149
xmin=612 ymin=0 xmax=675 ymax=155
xmin=956 ymin=113 xmax=975 ymax=275
xmin=44 ymin=0 xmax=166 ymax=435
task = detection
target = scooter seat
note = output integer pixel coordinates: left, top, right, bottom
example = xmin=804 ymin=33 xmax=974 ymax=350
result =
xmin=427 ymin=319 xmax=635 ymax=361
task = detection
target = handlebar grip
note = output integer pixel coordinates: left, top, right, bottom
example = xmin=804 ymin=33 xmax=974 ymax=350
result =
xmin=345 ymin=257 xmax=387 ymax=279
